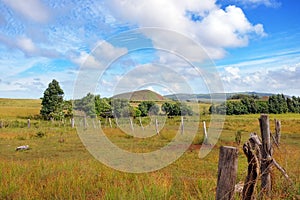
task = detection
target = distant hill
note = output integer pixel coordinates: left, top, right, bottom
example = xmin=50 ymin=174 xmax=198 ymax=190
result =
xmin=112 ymin=90 xmax=166 ymax=101
xmin=164 ymin=92 xmax=277 ymax=102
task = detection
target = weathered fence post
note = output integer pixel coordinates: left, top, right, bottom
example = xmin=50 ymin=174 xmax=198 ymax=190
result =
xmin=115 ymin=118 xmax=119 ymax=128
xmin=108 ymin=118 xmax=112 ymax=128
xmin=274 ymin=119 xmax=281 ymax=145
xmin=98 ymin=120 xmax=101 ymax=128
xmin=0 ymin=120 xmax=3 ymax=128
xmin=84 ymin=116 xmax=87 ymax=129
xmin=259 ymin=114 xmax=272 ymax=196
xmin=27 ymin=119 xmax=30 ymax=128
xmin=203 ymin=121 xmax=208 ymax=144
xmin=242 ymin=133 xmax=262 ymax=200
xmin=129 ymin=118 xmax=134 ymax=132
xmin=216 ymin=146 xmax=238 ymax=200
xmin=71 ymin=117 xmax=75 ymax=128
xmin=180 ymin=116 xmax=184 ymax=134
xmin=155 ymin=118 xmax=159 ymax=135
xmin=139 ymin=117 xmax=144 ymax=130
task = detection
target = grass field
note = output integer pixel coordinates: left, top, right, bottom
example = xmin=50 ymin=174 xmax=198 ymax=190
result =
xmin=0 ymin=99 xmax=299 ymax=199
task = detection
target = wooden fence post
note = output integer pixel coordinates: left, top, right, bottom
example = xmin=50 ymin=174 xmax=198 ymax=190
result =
xmin=139 ymin=117 xmax=144 ymax=130
xmin=155 ymin=118 xmax=159 ymax=135
xmin=242 ymin=133 xmax=262 ymax=200
xmin=84 ymin=116 xmax=87 ymax=129
xmin=216 ymin=146 xmax=238 ymax=200
xmin=0 ymin=120 xmax=3 ymax=128
xmin=27 ymin=119 xmax=30 ymax=128
xmin=129 ymin=118 xmax=134 ymax=132
xmin=71 ymin=117 xmax=75 ymax=128
xmin=180 ymin=116 xmax=184 ymax=134
xmin=274 ymin=119 xmax=281 ymax=145
xmin=115 ymin=118 xmax=119 ymax=128
xmin=108 ymin=118 xmax=112 ymax=128
xmin=259 ymin=114 xmax=272 ymax=196
xmin=203 ymin=121 xmax=208 ymax=144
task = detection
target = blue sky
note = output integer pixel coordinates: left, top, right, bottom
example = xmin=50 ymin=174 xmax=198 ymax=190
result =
xmin=0 ymin=0 xmax=299 ymax=99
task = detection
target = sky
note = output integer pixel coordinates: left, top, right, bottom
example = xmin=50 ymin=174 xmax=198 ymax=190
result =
xmin=0 ymin=0 xmax=299 ymax=99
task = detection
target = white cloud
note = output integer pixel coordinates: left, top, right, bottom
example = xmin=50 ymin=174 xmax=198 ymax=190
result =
xmin=3 ymin=0 xmax=51 ymax=23
xmin=221 ymin=64 xmax=300 ymax=96
xmin=16 ymin=37 xmax=38 ymax=55
xmin=71 ymin=40 xmax=128 ymax=69
xmin=105 ymin=0 xmax=265 ymax=60
xmin=233 ymin=0 xmax=281 ymax=8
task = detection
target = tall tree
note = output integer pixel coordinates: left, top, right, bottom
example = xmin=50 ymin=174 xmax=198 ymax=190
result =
xmin=40 ymin=79 xmax=64 ymax=120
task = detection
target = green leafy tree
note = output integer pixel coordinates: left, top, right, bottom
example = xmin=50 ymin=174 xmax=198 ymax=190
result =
xmin=63 ymin=100 xmax=73 ymax=118
xmin=40 ymin=79 xmax=64 ymax=120
xmin=74 ymin=93 xmax=97 ymax=117
xmin=95 ymin=97 xmax=112 ymax=118
xmin=111 ymin=99 xmax=132 ymax=118
xmin=138 ymin=101 xmax=159 ymax=117
xmin=162 ymin=101 xmax=193 ymax=116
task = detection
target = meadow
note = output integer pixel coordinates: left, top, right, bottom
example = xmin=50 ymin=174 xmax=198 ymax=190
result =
xmin=0 ymin=99 xmax=299 ymax=199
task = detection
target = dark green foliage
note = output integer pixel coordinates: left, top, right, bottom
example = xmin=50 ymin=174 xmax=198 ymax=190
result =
xmin=63 ymin=100 xmax=73 ymax=118
xmin=138 ymin=101 xmax=159 ymax=117
xmin=74 ymin=93 xmax=97 ymax=117
xmin=268 ymin=94 xmax=288 ymax=114
xmin=95 ymin=97 xmax=112 ymax=118
xmin=161 ymin=101 xmax=193 ymax=116
xmin=40 ymin=79 xmax=64 ymax=120
xmin=210 ymin=93 xmax=300 ymax=115
xmin=111 ymin=99 xmax=133 ymax=118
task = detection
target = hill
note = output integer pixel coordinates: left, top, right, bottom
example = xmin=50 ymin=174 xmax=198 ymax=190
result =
xmin=112 ymin=90 xmax=166 ymax=101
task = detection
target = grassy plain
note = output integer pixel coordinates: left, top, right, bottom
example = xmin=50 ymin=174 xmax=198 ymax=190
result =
xmin=0 ymin=99 xmax=299 ymax=199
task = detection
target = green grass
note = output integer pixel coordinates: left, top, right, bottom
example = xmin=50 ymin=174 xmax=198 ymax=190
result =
xmin=0 ymin=99 xmax=299 ymax=199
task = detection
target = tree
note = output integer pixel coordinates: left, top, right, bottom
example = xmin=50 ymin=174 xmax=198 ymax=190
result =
xmin=138 ymin=101 xmax=159 ymax=117
xmin=161 ymin=101 xmax=193 ymax=116
xmin=40 ymin=79 xmax=64 ymax=120
xmin=74 ymin=93 xmax=97 ymax=117
xmin=111 ymin=99 xmax=132 ymax=118
xmin=95 ymin=97 xmax=112 ymax=118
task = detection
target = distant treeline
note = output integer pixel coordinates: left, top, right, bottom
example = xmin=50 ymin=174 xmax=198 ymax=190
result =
xmin=74 ymin=93 xmax=193 ymax=118
xmin=210 ymin=94 xmax=300 ymax=115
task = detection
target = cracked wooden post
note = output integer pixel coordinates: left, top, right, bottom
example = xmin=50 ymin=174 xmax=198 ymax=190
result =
xmin=216 ymin=146 xmax=238 ymax=200
xmin=242 ymin=133 xmax=262 ymax=200
xmin=27 ymin=119 xmax=30 ymax=128
xmin=274 ymin=119 xmax=281 ymax=145
xmin=259 ymin=114 xmax=272 ymax=196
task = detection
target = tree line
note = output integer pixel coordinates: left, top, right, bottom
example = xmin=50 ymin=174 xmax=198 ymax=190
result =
xmin=40 ymin=80 xmax=193 ymax=120
xmin=210 ymin=94 xmax=300 ymax=115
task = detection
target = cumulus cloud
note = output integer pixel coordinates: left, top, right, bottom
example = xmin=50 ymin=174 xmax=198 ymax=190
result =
xmin=2 ymin=0 xmax=51 ymax=23
xmin=0 ymin=34 xmax=60 ymax=58
xmin=221 ymin=64 xmax=300 ymax=95
xmin=105 ymin=0 xmax=266 ymax=60
xmin=71 ymin=40 xmax=128 ymax=69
